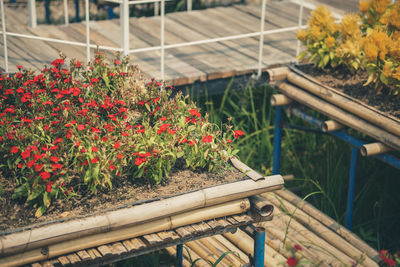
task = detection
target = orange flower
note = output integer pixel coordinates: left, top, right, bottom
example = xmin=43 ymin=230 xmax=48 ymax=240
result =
xmin=359 ymin=0 xmax=370 ymax=12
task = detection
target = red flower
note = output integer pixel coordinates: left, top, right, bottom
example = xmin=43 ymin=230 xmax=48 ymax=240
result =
xmin=77 ymin=124 xmax=85 ymax=131
xmin=27 ymin=160 xmax=35 ymax=168
xmin=135 ymin=157 xmax=146 ymax=166
xmin=202 ymin=135 xmax=213 ymax=143
xmin=294 ymin=244 xmax=302 ymax=251
xmin=40 ymin=171 xmax=51 ymax=180
xmin=46 ymin=181 xmax=54 ymax=193
xmin=102 ymin=136 xmax=108 ymax=142
xmin=91 ymin=157 xmax=99 ymax=164
xmin=114 ymin=59 xmax=120 ymax=65
xmin=286 ymin=257 xmax=298 ymax=267
xmin=92 ymin=147 xmax=98 ymax=152
xmin=75 ymin=60 xmax=82 ymax=68
xmin=35 ymin=164 xmax=43 ymax=172
xmin=227 ymin=139 xmax=233 ymax=143
xmin=75 ymin=141 xmax=81 ymax=147
xmin=233 ymin=130 xmax=245 ymax=138
xmin=190 ymin=108 xmax=201 ymax=118
xmin=21 ymin=150 xmax=31 ymax=159
xmin=167 ymin=128 xmax=176 ymax=135
xmin=52 ymin=163 xmax=63 ymax=170
xmin=153 ymin=97 xmax=160 ymax=103
xmin=109 ymin=164 xmax=116 ymax=170
xmin=10 ymin=146 xmax=19 ymax=153
xmin=117 ymin=154 xmax=123 ymax=159
xmin=160 ymin=117 xmax=167 ymax=122
xmin=54 ymin=138 xmax=63 ymax=145
xmin=379 ymin=250 xmax=396 ymax=266
xmin=50 ymin=156 xmax=60 ymax=163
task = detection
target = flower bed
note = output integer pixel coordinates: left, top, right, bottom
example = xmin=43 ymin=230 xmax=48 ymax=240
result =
xmin=0 ymin=53 xmax=246 ymax=223
xmin=297 ymin=0 xmax=400 ymax=111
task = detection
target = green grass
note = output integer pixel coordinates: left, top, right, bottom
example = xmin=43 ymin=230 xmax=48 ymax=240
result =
xmin=188 ymin=79 xmax=400 ymax=251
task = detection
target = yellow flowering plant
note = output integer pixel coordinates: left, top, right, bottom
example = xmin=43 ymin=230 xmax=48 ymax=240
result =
xmin=296 ymin=6 xmax=340 ymax=69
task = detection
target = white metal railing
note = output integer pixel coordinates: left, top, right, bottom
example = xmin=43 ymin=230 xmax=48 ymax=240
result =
xmin=0 ymin=0 xmax=318 ymax=80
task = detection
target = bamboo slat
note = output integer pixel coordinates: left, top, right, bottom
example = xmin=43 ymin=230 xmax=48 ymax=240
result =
xmin=278 ymin=82 xmax=400 ymax=150
xmin=213 ymin=235 xmax=249 ymax=265
xmin=275 ymin=189 xmax=380 ymax=262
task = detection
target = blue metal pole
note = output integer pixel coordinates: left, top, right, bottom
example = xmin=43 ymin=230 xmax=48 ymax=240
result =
xmin=345 ymin=147 xmax=358 ymax=230
xmin=254 ymin=227 xmax=266 ymax=267
xmin=176 ymin=244 xmax=183 ymax=267
xmin=272 ymin=106 xmax=283 ymax=174
xmin=75 ymin=0 xmax=80 ymax=22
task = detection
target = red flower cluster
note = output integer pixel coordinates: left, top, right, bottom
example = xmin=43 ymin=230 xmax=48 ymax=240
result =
xmin=379 ymin=250 xmax=396 ymax=266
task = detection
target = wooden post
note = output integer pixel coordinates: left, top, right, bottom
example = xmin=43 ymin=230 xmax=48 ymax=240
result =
xmin=28 ymin=0 xmax=37 ymax=28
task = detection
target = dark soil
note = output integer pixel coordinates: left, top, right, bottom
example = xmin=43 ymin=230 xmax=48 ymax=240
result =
xmin=0 ymin=166 xmax=245 ymax=233
xmin=296 ymin=64 xmax=400 ymax=119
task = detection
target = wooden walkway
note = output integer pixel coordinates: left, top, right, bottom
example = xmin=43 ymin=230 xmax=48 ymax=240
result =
xmin=0 ymin=1 xmax=323 ymax=85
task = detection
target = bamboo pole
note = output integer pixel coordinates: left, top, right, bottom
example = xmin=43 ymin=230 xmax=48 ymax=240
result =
xmin=278 ymin=82 xmax=400 ymax=150
xmin=213 ymin=235 xmax=249 ymax=264
xmin=321 ymin=120 xmax=344 ymax=132
xmin=267 ymin=215 xmax=338 ymax=267
xmin=186 ymin=241 xmax=224 ymax=266
xmin=250 ymin=195 xmax=274 ymax=222
xmin=361 ymin=142 xmax=392 ymax=157
xmin=270 ymin=94 xmax=293 ymax=106
xmin=229 ymin=157 xmax=264 ymax=181
xmin=274 ymin=189 xmax=379 ymax=262
xmin=165 ymin=247 xmax=192 ymax=267
xmin=0 ymin=199 xmax=250 ymax=267
xmin=224 ymin=228 xmax=286 ymax=267
xmin=198 ymin=237 xmax=241 ymax=266
xmin=262 ymin=192 xmax=378 ymax=267
xmin=286 ymin=71 xmax=400 ymax=137
xmin=267 ymin=67 xmax=289 ymax=82
xmin=1 ymin=175 xmax=283 ymax=257
xmin=181 ymin=245 xmax=210 ymax=267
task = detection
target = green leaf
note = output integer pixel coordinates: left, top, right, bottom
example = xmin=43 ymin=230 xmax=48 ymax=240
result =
xmin=12 ymin=184 xmax=28 ymax=200
xmin=322 ymin=54 xmax=330 ymax=67
xmin=27 ymin=186 xmax=44 ymax=202
xmin=177 ymin=151 xmax=185 ymax=158
xmin=364 ymin=73 xmax=375 ymax=86
xmin=43 ymin=191 xmax=51 ymax=208
xmin=379 ymin=72 xmax=389 ymax=85
xmin=84 ymin=169 xmax=92 ymax=184
xmin=351 ymin=61 xmax=359 ymax=70
xmin=35 ymin=205 xmax=46 ymax=218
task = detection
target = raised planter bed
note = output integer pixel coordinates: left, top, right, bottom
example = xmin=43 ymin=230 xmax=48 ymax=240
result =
xmin=268 ymin=65 xmax=400 ymax=151
xmin=0 ymin=158 xmax=283 ymax=267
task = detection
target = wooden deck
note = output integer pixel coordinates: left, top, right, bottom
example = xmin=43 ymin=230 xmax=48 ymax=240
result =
xmin=0 ymin=0 xmax=355 ymax=86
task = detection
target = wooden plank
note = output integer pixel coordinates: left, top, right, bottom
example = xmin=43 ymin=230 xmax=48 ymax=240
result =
xmin=86 ymin=248 xmax=102 ymax=260
xmin=110 ymin=242 xmax=128 ymax=255
xmin=66 ymin=253 xmax=81 ymax=264
xmin=122 ymin=240 xmax=136 ymax=252
xmin=129 ymin=237 xmax=147 ymax=250
xmin=143 ymin=233 xmax=164 ymax=246
xmin=76 ymin=250 xmax=92 ymax=262
xmin=157 ymin=230 xmax=181 ymax=243
xmin=206 ymin=219 xmax=224 ymax=231
xmin=56 ymin=256 xmax=70 ymax=266
xmin=175 ymin=225 xmax=196 ymax=238
xmin=97 ymin=245 xmax=113 ymax=257
xmin=31 ymin=263 xmax=43 ymax=267
xmin=216 ymin=218 xmax=231 ymax=228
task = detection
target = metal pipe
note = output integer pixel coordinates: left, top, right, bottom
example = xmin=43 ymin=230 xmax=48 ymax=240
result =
xmin=129 ymin=25 xmax=306 ymax=54
xmin=176 ymin=244 xmax=183 ymax=267
xmin=0 ymin=0 xmax=8 ymax=73
xmin=253 ymin=227 xmax=266 ymax=267
xmin=160 ymin=0 xmax=165 ymax=81
xmin=85 ymin=0 xmax=90 ymax=63
xmin=257 ymin=0 xmax=267 ymax=78
xmin=272 ymin=106 xmax=283 ymax=174
xmin=63 ymin=0 xmax=69 ymax=26
xmin=28 ymin=0 xmax=37 ymax=28
xmin=0 ymin=31 xmax=121 ymax=51
xmin=295 ymin=0 xmax=303 ymax=57
xmin=289 ymin=107 xmax=400 ymax=169
xmin=345 ymin=147 xmax=358 ymax=230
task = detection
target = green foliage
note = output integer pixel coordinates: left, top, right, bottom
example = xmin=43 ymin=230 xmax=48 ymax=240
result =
xmin=0 ymin=54 xmax=244 ymax=216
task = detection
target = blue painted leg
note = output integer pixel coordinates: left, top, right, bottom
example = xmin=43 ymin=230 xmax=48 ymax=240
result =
xmin=272 ymin=106 xmax=283 ymax=175
xmin=254 ymin=227 xmax=266 ymax=267
xmin=345 ymin=147 xmax=358 ymax=230
xmin=75 ymin=0 xmax=80 ymax=22
xmin=176 ymin=244 xmax=183 ymax=267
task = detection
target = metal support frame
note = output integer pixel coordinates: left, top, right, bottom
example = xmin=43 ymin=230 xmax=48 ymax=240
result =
xmin=346 ymin=147 xmax=358 ymax=230
xmin=253 ymin=227 xmax=266 ymax=267
xmin=75 ymin=0 xmax=80 ymax=22
xmin=272 ymin=106 xmax=282 ymax=175
xmin=44 ymin=0 xmax=50 ymax=24
xmin=176 ymin=244 xmax=183 ymax=267
xmin=273 ymin=106 xmax=400 ymax=230
xmin=28 ymin=0 xmax=37 ymax=28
